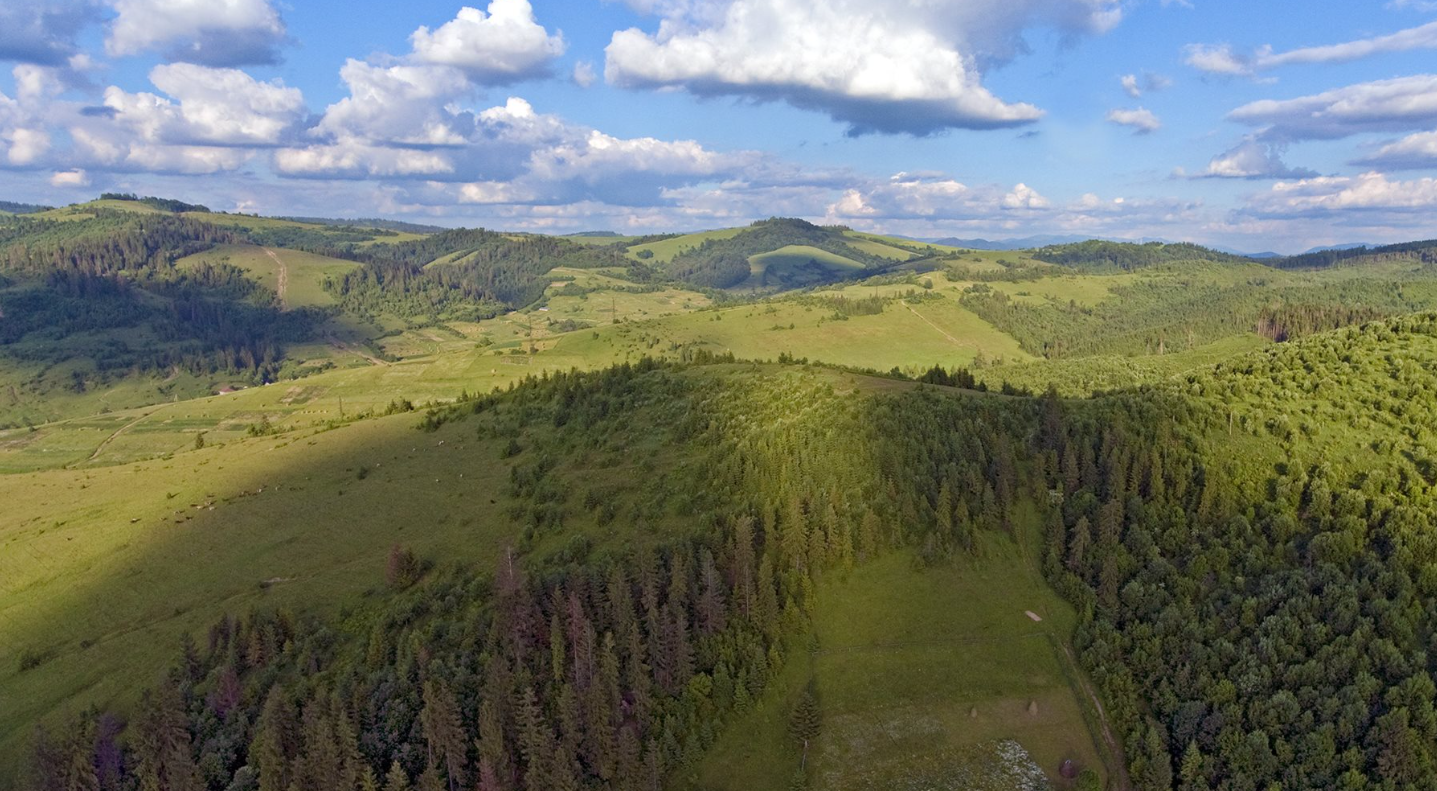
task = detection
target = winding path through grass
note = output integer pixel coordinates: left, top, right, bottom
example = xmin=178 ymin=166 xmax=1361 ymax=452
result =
xmin=901 ymin=300 xmax=965 ymax=348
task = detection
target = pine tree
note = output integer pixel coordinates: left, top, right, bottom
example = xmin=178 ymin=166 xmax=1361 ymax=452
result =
xmin=476 ymin=698 xmax=511 ymax=791
xmin=359 ymin=766 xmax=379 ymax=791
xmin=514 ymin=685 xmax=550 ymax=791
xmin=549 ymin=611 xmax=567 ymax=685
xmin=65 ymin=717 xmax=100 ymax=791
xmin=420 ymin=679 xmax=467 ymax=791
xmin=133 ymin=678 xmax=203 ymax=791
xmin=788 ymin=684 xmax=821 ymax=761
xmin=857 ymin=509 xmax=881 ymax=561
xmin=252 ymin=687 xmax=296 ymax=791
xmin=696 ymin=548 xmax=727 ymax=636
xmin=732 ymin=515 xmax=756 ymax=614
xmin=1178 ymin=741 xmax=1205 ymax=791
xmin=382 ymin=762 xmax=411 ymax=791
xmin=1067 ymin=516 xmax=1091 ymax=574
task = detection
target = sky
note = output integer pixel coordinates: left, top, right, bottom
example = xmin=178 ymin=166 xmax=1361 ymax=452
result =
xmin=2 ymin=0 xmax=1437 ymax=252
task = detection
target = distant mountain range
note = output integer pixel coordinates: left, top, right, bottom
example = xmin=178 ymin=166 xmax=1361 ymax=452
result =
xmin=907 ymin=234 xmax=1373 ymax=260
xmin=278 ymin=216 xmax=449 ymax=234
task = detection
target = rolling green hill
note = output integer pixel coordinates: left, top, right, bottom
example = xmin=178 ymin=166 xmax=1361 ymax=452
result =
xmin=19 ymin=198 xmax=1437 ymax=791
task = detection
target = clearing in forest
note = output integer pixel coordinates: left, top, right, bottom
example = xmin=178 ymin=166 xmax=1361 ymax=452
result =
xmin=691 ymin=514 xmax=1114 ymax=791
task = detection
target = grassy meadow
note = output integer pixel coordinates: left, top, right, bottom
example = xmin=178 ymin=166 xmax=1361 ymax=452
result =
xmin=689 ymin=521 xmax=1111 ymax=791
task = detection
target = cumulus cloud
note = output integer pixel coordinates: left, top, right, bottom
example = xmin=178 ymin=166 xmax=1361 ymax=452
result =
xmin=606 ymin=0 xmax=1125 ymax=135
xmin=820 ymin=173 xmax=1051 ymax=224
xmin=0 ymin=1 xmax=99 ymax=66
xmin=1182 ymin=44 xmax=1251 ymax=76
xmin=573 ymin=61 xmax=597 ymax=88
xmin=1106 ymin=107 xmax=1160 ymax=134
xmin=1228 ymin=75 xmax=1437 ymax=140
xmin=106 ymin=0 xmax=288 ymax=66
xmin=1002 ymin=182 xmax=1051 ymax=209
xmin=409 ymin=1 xmax=566 ymax=84
xmin=1120 ymin=71 xmax=1171 ymax=98
xmin=1245 ymin=171 xmax=1437 ymax=218
xmin=1194 ymin=137 xmax=1318 ymax=179
xmin=1187 ymin=21 xmax=1437 ymax=77
xmin=1358 ymin=130 xmax=1437 ymax=170
xmin=21 ymin=63 xmax=305 ymax=175
xmin=49 ymin=168 xmax=89 ymax=187
xmin=100 ymin=64 xmax=305 ymax=147
xmin=310 ymin=60 xmax=475 ymax=148
xmin=0 ymin=81 xmax=57 ymax=167
xmin=279 ymin=88 xmax=756 ymax=211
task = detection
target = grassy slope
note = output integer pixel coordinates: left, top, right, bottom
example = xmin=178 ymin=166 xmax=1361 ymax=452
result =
xmin=743 ymin=245 xmax=868 ymax=288
xmin=175 ymin=243 xmax=359 ymax=308
xmin=628 ymin=294 xmax=1033 ymax=371
xmin=845 ymin=231 xmax=968 ymax=256
xmin=0 ymin=272 xmax=1036 ymax=473
xmin=627 ymin=228 xmax=747 ymax=263
xmin=0 ymin=372 xmax=709 ymax=769
xmin=981 ymin=334 xmax=1269 ymax=395
xmin=691 ymin=520 xmax=1109 ymax=791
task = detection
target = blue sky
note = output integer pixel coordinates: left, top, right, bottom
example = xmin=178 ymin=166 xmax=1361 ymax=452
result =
xmin=2 ymin=0 xmax=1437 ymax=252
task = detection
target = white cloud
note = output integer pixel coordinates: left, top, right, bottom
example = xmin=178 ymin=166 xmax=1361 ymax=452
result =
xmin=107 ymin=0 xmax=288 ymax=66
xmin=69 ymin=122 xmax=252 ymax=173
xmin=1245 ymin=171 xmax=1437 ymax=217
xmin=49 ymin=168 xmax=89 ymax=186
xmin=0 ymin=1 xmax=98 ymax=66
xmin=1229 ymin=75 xmax=1437 ymax=140
xmin=1196 ymin=137 xmax=1318 ymax=179
xmin=1188 ymin=21 xmax=1437 ymax=77
xmin=1106 ymin=107 xmax=1160 ymax=134
xmin=1120 ymin=71 xmax=1171 ymax=98
xmin=820 ymin=173 xmax=1050 ymax=223
xmin=1002 ymin=182 xmax=1051 ymax=209
xmin=1182 ymin=44 xmax=1252 ymax=76
xmin=605 ymin=0 xmax=1125 ymax=135
xmin=409 ymin=1 xmax=565 ymax=84
xmin=573 ymin=61 xmax=597 ymax=88
xmin=529 ymin=130 xmax=747 ymax=183
xmin=6 ymin=126 xmax=51 ymax=165
xmin=1358 ymin=129 xmax=1437 ymax=169
xmin=272 ymin=143 xmax=455 ymax=178
xmin=100 ymin=64 xmax=304 ymax=147
xmin=311 ymin=60 xmax=474 ymax=147
xmin=19 ymin=64 xmax=303 ymax=175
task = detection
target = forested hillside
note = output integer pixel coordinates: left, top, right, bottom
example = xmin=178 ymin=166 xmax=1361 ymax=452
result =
xmin=0 ymin=212 xmax=321 ymax=423
xmin=1031 ymin=241 xmax=1246 ymax=271
xmin=1266 ymin=239 xmax=1437 ymax=271
xmin=959 ymin=264 xmax=1437 ymax=358
xmin=663 ymin=219 xmax=910 ymax=289
xmin=323 ymin=230 xmax=635 ymax=322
